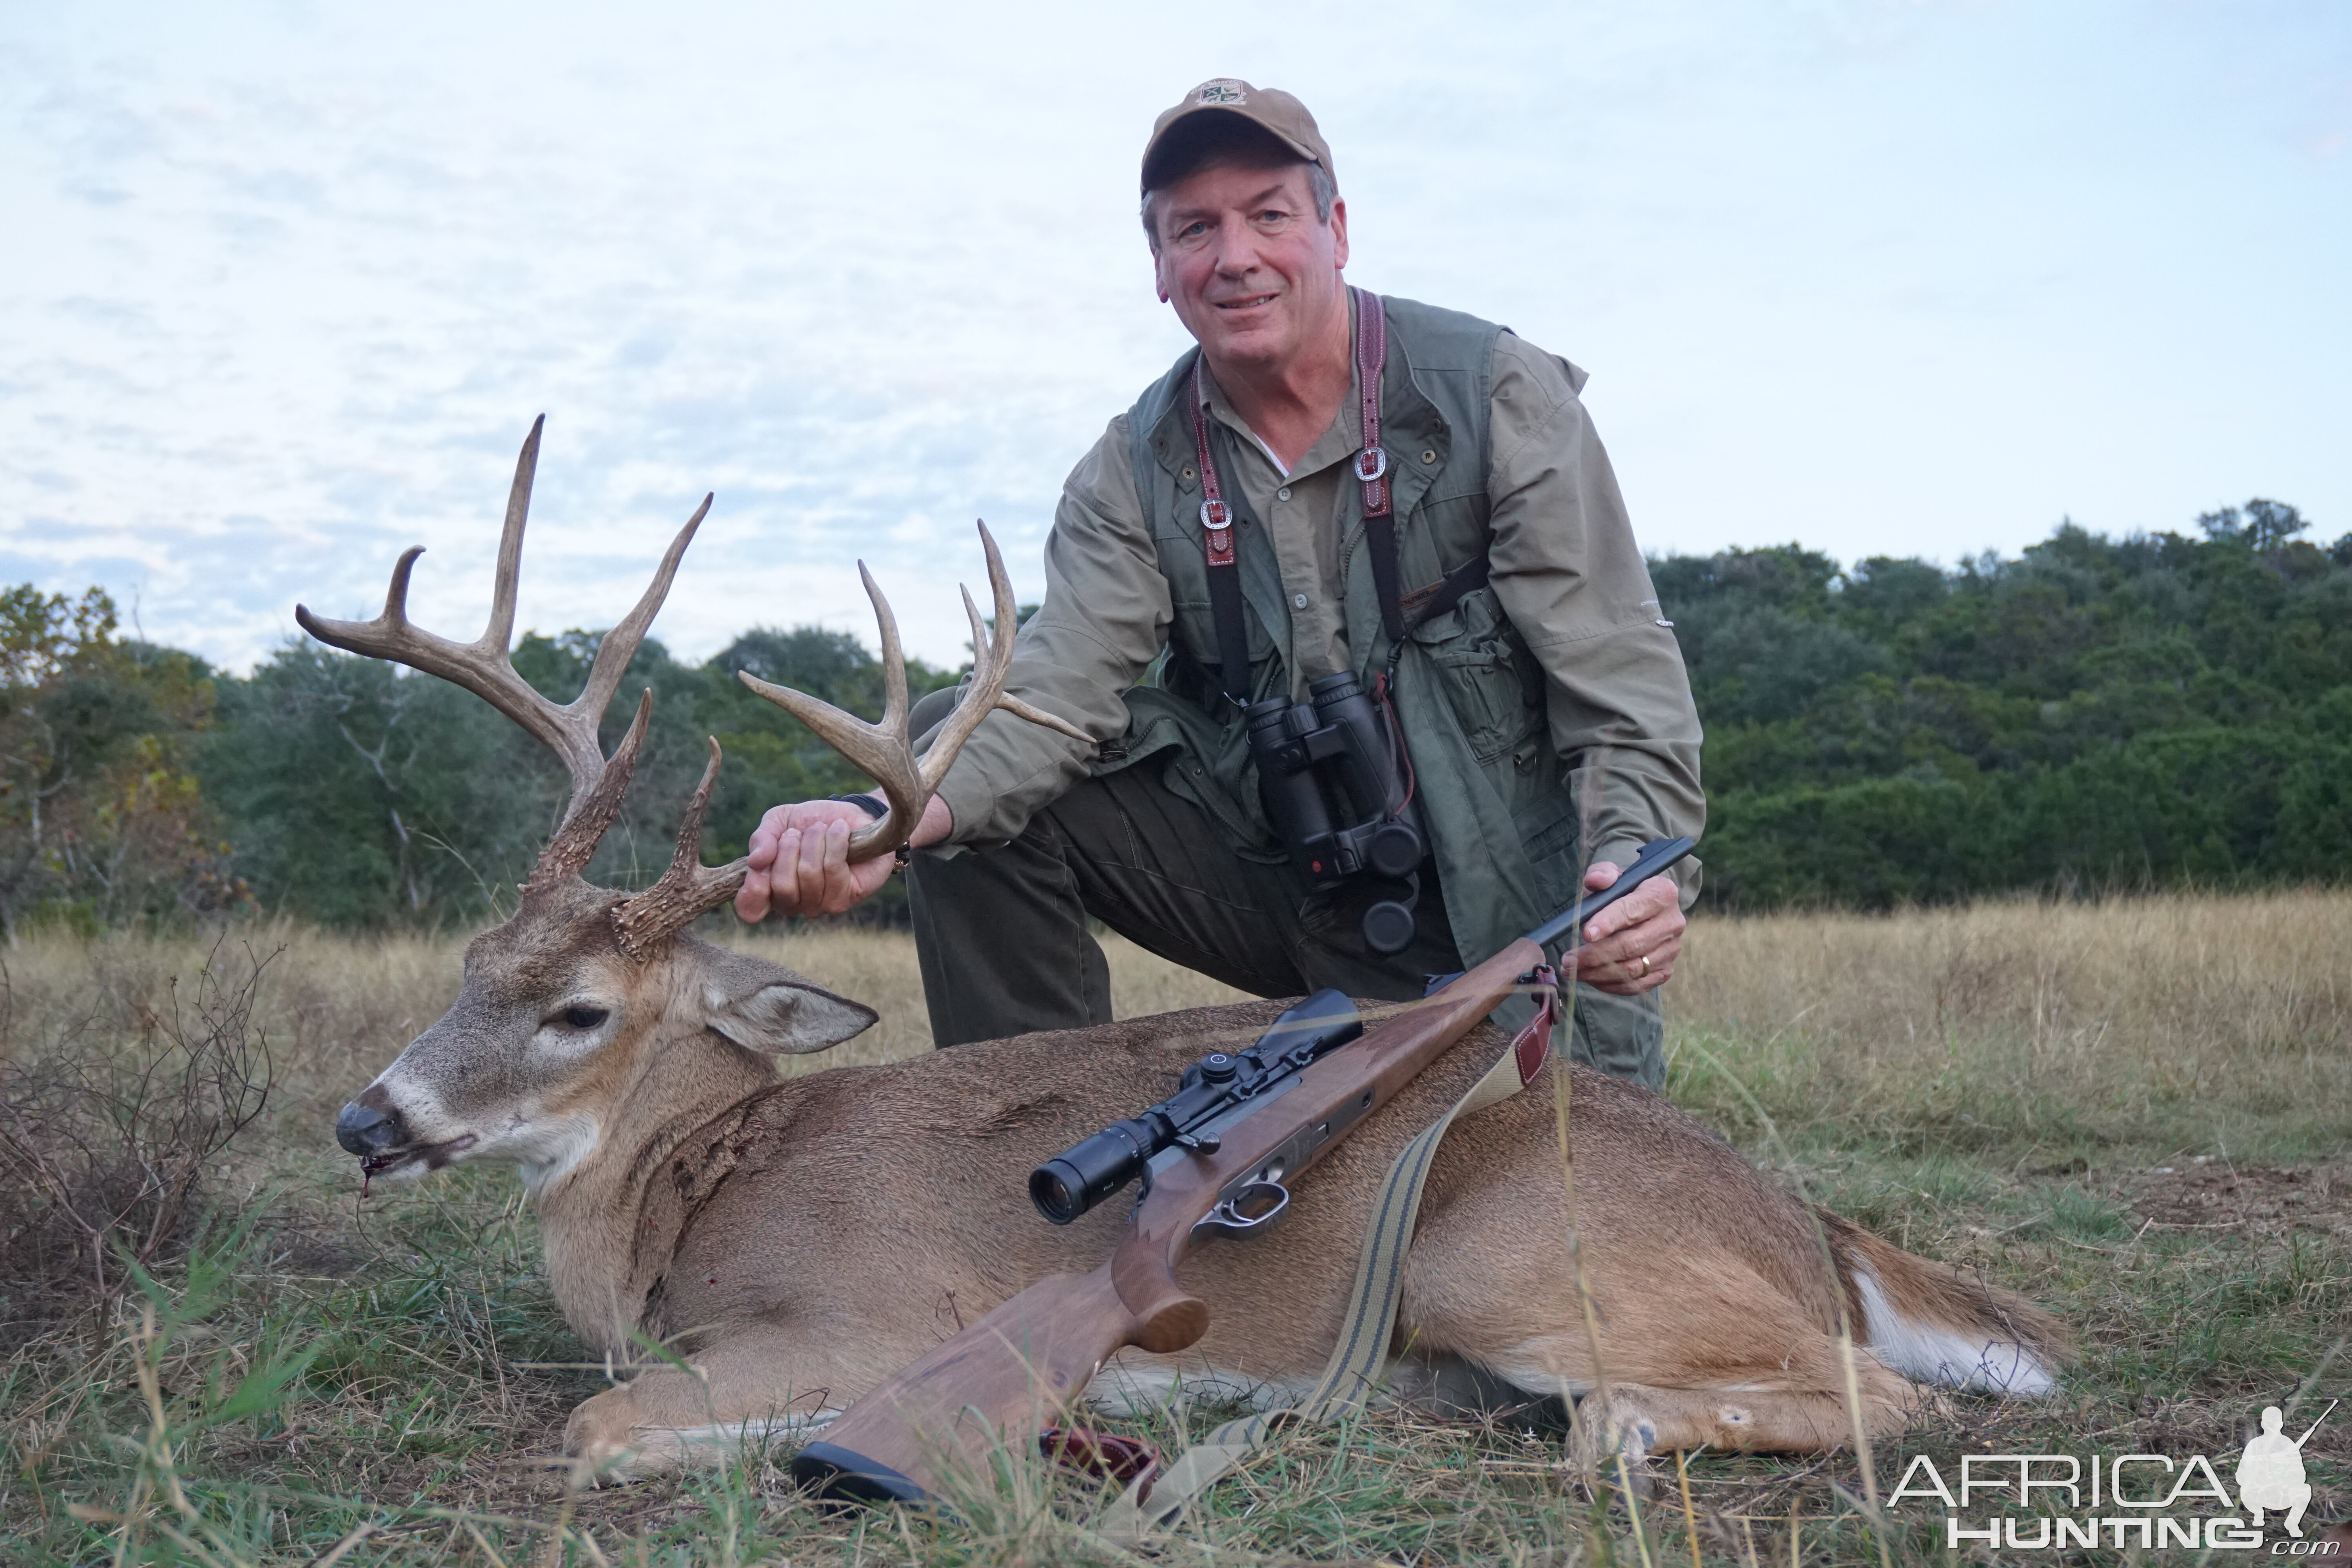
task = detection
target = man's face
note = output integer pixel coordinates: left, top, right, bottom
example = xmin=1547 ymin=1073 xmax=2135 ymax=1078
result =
xmin=1151 ymin=157 xmax=1348 ymax=373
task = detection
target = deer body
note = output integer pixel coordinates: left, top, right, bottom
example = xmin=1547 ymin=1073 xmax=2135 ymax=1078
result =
xmin=366 ymin=913 xmax=2062 ymax=1478
xmin=314 ymin=424 xmax=2065 ymax=1485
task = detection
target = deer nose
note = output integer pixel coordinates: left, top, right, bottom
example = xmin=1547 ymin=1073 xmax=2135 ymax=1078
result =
xmin=336 ymin=1101 xmax=403 ymax=1156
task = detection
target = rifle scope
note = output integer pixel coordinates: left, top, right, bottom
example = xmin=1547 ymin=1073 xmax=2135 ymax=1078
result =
xmin=1029 ymin=990 xmax=1361 ymax=1225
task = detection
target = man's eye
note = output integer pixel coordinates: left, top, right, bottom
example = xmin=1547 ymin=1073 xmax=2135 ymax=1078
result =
xmin=560 ymin=1005 xmax=609 ymax=1030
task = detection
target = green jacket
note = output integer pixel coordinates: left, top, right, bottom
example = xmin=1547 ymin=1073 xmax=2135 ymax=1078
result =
xmin=935 ymin=294 xmax=1704 ymax=974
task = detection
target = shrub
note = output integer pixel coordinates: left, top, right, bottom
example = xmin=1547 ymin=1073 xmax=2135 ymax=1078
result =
xmin=0 ymin=940 xmax=276 ymax=1324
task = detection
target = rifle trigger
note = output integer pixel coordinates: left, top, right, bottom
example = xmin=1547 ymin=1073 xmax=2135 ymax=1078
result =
xmin=1191 ymin=1180 xmax=1290 ymax=1241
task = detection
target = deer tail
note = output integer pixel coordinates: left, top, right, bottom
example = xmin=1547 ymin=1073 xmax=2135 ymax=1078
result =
xmin=1819 ymin=1209 xmax=2071 ymax=1397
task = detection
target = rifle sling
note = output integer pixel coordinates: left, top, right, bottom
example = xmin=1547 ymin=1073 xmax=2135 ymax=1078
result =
xmin=1100 ymin=969 xmax=1560 ymax=1539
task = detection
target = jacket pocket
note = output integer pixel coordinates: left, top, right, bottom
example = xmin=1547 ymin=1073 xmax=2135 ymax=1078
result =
xmin=1512 ymin=784 xmax=1583 ymax=914
xmin=1411 ymin=586 xmax=1544 ymax=764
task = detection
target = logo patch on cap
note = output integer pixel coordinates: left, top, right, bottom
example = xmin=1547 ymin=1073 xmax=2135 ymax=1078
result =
xmin=1194 ymin=80 xmax=1247 ymax=105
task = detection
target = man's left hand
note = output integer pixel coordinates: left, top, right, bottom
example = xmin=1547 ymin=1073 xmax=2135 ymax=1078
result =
xmin=1564 ymin=860 xmax=1684 ymax=995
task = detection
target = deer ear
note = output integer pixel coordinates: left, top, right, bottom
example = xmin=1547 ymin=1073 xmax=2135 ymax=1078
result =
xmin=701 ymin=951 xmax=878 ymax=1054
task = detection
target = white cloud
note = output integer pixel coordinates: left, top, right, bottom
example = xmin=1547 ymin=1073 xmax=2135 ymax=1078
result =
xmin=2 ymin=0 xmax=2345 ymax=673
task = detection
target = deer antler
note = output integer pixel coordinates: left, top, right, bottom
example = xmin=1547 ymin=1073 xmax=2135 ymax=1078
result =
xmin=609 ymin=523 xmax=1090 ymax=956
xmin=295 ymin=417 xmax=711 ymax=889
xmin=735 ymin=521 xmax=1088 ymax=865
xmin=610 ymin=737 xmax=737 ymax=958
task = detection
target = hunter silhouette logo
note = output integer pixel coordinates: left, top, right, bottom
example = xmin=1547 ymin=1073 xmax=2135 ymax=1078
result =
xmin=2240 ymin=1401 xmax=2334 ymax=1539
xmin=1889 ymin=1398 xmax=2338 ymax=1550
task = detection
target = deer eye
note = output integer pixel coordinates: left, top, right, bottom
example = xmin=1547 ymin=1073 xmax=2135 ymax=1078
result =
xmin=559 ymin=1005 xmax=610 ymax=1031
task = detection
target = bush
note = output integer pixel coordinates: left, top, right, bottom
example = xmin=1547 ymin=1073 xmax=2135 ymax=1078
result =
xmin=0 ymin=939 xmax=276 ymax=1324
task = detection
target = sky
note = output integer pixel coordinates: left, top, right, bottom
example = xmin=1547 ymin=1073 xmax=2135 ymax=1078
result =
xmin=3 ymin=1 xmax=2346 ymax=670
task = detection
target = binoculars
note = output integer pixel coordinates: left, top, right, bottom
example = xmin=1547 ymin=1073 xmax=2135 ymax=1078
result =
xmin=1245 ymin=672 xmax=1425 ymax=955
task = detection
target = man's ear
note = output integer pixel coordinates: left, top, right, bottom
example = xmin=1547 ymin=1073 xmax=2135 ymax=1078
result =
xmin=700 ymin=949 xmax=878 ymax=1054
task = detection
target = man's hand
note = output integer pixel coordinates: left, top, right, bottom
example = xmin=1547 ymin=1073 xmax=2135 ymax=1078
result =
xmin=1562 ymin=859 xmax=1685 ymax=995
xmin=733 ymin=795 xmax=953 ymax=923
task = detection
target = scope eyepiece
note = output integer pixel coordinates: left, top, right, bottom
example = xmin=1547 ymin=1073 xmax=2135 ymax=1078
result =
xmin=1028 ymin=1120 xmax=1154 ymax=1225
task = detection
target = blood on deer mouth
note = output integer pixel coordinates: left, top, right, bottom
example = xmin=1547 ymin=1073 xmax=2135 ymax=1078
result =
xmin=358 ymin=1134 xmax=477 ymax=1184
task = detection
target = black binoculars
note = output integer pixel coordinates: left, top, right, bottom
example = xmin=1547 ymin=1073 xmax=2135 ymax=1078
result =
xmin=1245 ymin=672 xmax=1425 ymax=955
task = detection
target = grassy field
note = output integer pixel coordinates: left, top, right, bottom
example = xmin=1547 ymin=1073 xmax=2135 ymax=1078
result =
xmin=2 ymin=892 xmax=2346 ymax=1565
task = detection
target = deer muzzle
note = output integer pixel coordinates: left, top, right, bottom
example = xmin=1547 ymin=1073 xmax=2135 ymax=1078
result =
xmin=336 ymin=1098 xmax=405 ymax=1158
xmin=335 ymin=1091 xmax=476 ymax=1178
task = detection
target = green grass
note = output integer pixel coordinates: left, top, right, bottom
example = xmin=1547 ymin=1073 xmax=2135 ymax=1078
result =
xmin=3 ymin=910 xmax=2347 ymax=1565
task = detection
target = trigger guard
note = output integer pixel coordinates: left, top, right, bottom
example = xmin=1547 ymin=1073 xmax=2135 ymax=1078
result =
xmin=1190 ymin=1180 xmax=1291 ymax=1241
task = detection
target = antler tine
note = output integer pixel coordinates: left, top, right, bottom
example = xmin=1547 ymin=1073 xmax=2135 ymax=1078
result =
xmin=914 ymin=522 xmax=1089 ymax=797
xmin=610 ymin=737 xmax=748 ymax=958
xmin=297 ymin=418 xmax=714 ymax=848
xmin=484 ymin=414 xmax=541 ymax=655
xmin=528 ymin=690 xmax=654 ymax=891
xmin=735 ymin=522 xmax=1088 ymax=867
xmin=572 ymin=490 xmax=714 ymax=740
xmin=734 ymin=563 xmax=924 ymax=847
xmin=948 ymin=576 xmax=1073 ymax=739
xmin=864 ymin=562 xmax=912 ymax=740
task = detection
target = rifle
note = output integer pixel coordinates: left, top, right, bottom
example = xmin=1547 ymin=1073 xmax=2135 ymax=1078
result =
xmin=791 ymin=836 xmax=1698 ymax=1505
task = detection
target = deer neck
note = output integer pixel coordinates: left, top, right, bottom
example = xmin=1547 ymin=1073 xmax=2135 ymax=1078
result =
xmin=528 ymin=1021 xmax=791 ymax=1352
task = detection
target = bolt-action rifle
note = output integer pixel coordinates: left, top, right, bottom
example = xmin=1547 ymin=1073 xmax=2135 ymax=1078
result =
xmin=791 ymin=836 xmax=1698 ymax=1505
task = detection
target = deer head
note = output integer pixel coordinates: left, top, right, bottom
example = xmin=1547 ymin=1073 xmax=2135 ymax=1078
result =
xmin=303 ymin=418 xmax=1084 ymax=1191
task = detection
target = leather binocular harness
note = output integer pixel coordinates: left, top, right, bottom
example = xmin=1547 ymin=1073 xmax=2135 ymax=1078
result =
xmin=1186 ymin=288 xmax=1494 ymax=954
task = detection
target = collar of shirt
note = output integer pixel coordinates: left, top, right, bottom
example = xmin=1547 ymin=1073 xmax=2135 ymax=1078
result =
xmin=1194 ymin=335 xmax=1366 ymax=483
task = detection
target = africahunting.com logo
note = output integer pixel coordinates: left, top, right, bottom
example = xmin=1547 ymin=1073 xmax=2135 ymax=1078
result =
xmin=1890 ymin=1401 xmax=2335 ymax=1551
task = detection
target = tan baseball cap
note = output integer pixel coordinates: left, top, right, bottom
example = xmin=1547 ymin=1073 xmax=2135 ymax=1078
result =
xmin=1141 ymin=78 xmax=1335 ymax=194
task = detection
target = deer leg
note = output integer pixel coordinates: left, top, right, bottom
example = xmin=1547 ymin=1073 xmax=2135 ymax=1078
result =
xmin=564 ymin=1325 xmax=857 ymax=1481
xmin=1416 ymin=1255 xmax=1924 ymax=1470
xmin=1565 ymin=1369 xmax=1918 ymax=1478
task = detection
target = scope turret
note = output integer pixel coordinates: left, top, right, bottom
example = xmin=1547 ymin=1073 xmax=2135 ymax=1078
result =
xmin=1027 ymin=991 xmax=1362 ymax=1225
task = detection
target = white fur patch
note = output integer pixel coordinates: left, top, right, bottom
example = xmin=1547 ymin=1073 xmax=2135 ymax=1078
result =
xmin=514 ymin=1112 xmax=603 ymax=1192
xmin=590 ymin=1410 xmax=840 ymax=1478
xmin=1481 ymin=1345 xmax=1596 ymax=1403
xmin=1084 ymin=1355 xmax=1318 ymax=1416
xmin=1854 ymin=1263 xmax=2054 ymax=1396
xmin=644 ymin=1410 xmax=838 ymax=1448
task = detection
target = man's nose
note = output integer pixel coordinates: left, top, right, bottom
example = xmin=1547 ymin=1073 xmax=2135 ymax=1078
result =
xmin=336 ymin=1100 xmax=404 ymax=1156
xmin=1211 ymin=216 xmax=1261 ymax=273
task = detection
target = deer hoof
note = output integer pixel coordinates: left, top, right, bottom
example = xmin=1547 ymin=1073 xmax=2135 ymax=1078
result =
xmin=1568 ymin=1394 xmax=1659 ymax=1494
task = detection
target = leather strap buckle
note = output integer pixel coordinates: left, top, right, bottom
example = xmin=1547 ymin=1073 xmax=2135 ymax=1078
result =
xmin=1352 ymin=445 xmax=1388 ymax=483
xmin=1200 ymin=498 xmax=1230 ymax=530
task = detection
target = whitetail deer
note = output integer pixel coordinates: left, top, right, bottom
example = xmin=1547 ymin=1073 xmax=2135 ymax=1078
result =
xmin=309 ymin=421 xmax=2066 ymax=1484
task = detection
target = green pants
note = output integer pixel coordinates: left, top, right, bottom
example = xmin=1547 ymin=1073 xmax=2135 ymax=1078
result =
xmin=906 ymin=699 xmax=1666 ymax=1087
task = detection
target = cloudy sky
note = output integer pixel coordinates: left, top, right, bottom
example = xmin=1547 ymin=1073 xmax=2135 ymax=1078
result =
xmin=4 ymin=1 xmax=2346 ymax=670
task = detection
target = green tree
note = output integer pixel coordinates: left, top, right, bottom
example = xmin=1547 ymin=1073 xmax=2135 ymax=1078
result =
xmin=1659 ymin=499 xmax=2352 ymax=910
xmin=0 ymin=587 xmax=232 ymax=935
xmin=202 ymin=622 xmax=961 ymax=929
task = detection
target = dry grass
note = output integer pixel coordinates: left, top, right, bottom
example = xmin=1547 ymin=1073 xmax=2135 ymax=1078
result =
xmin=1 ymin=894 xmax=2345 ymax=1565
xmin=1667 ymin=887 xmax=2352 ymax=1159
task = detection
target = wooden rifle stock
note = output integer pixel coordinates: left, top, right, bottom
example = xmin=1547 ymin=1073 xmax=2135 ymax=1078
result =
xmin=790 ymin=935 xmax=1543 ymax=1504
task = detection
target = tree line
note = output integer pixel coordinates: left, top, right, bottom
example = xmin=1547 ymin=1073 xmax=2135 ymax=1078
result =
xmin=1657 ymin=500 xmax=2351 ymax=908
xmin=3 ymin=498 xmax=2344 ymax=934
xmin=0 ymin=602 xmax=958 ymax=936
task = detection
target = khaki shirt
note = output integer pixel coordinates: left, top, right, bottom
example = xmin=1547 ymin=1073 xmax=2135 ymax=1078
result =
xmin=936 ymin=328 xmax=1705 ymax=880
